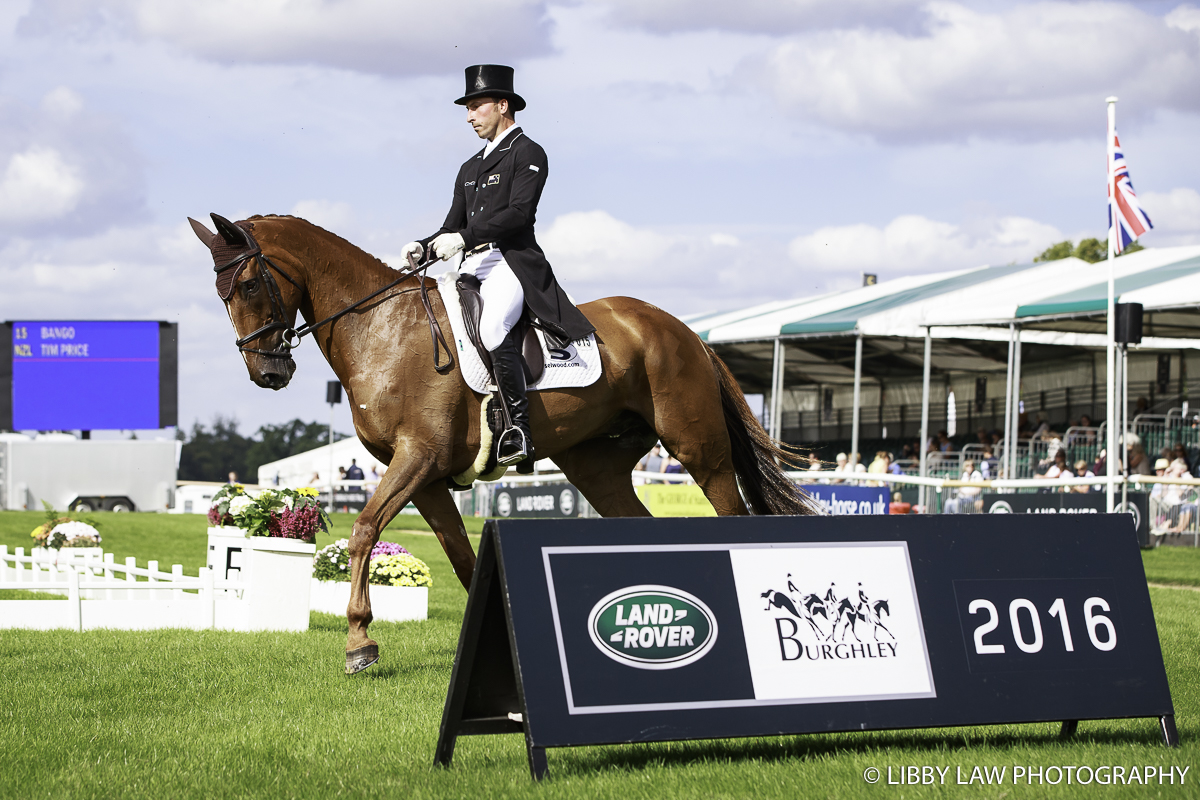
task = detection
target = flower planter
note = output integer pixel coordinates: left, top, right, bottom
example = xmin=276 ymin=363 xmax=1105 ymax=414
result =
xmin=206 ymin=527 xmax=316 ymax=632
xmin=309 ymin=580 xmax=428 ymax=623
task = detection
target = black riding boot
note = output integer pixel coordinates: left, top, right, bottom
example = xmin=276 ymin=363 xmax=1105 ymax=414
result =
xmin=490 ymin=327 xmax=535 ymax=472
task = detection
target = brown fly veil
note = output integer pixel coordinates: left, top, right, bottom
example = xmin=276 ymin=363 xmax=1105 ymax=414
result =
xmin=189 ymin=213 xmax=259 ymax=300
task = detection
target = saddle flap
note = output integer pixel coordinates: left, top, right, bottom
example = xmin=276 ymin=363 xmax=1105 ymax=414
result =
xmin=522 ymin=326 xmax=544 ymax=384
xmin=455 ymin=273 xmax=544 ymax=385
xmin=455 ymin=274 xmax=492 ymax=373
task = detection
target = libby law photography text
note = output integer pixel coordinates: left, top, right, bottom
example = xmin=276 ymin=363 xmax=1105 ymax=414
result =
xmin=864 ymin=764 xmax=1190 ymax=786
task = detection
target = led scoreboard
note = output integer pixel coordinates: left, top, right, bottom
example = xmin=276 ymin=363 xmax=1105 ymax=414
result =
xmin=1 ymin=321 xmax=178 ymax=431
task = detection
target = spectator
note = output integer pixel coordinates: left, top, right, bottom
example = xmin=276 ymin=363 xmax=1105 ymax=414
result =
xmin=831 ymin=452 xmax=850 ymax=483
xmin=345 ymin=458 xmax=365 ymax=481
xmin=1038 ymin=449 xmax=1072 ymax=481
xmin=937 ymin=430 xmax=951 ymax=452
xmin=1127 ymin=438 xmax=1153 ymax=476
xmin=980 ymin=444 xmax=997 ymax=479
xmin=888 ymin=452 xmax=904 ymax=476
xmin=1172 ymin=442 xmax=1195 ymax=475
xmin=641 ymin=444 xmax=666 ymax=473
xmin=946 ymin=459 xmax=984 ymax=514
xmin=228 ymin=471 xmax=238 ymax=484
xmin=664 ymin=456 xmax=684 ymax=474
xmin=889 ymin=492 xmax=911 ymax=515
xmin=1072 ymin=460 xmax=1095 ymax=494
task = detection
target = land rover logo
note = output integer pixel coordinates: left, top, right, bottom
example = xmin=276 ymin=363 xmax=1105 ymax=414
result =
xmin=587 ymin=585 xmax=717 ymax=670
xmin=496 ymin=492 xmax=512 ymax=517
xmin=989 ymin=500 xmax=1013 ymax=514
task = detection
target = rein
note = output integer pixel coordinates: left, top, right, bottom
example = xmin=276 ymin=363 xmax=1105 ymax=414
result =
xmin=219 ymin=245 xmax=454 ymax=374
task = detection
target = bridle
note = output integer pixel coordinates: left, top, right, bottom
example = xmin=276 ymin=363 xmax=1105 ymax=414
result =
xmin=217 ymin=240 xmax=454 ymax=374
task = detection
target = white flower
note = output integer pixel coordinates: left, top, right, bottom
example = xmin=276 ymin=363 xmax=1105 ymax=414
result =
xmin=282 ymin=495 xmax=294 ymax=510
xmin=228 ymin=496 xmax=255 ymax=516
xmin=51 ymin=520 xmax=100 ymax=542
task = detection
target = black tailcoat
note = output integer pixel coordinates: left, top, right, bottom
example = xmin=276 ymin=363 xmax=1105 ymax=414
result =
xmin=422 ymin=127 xmax=595 ymax=341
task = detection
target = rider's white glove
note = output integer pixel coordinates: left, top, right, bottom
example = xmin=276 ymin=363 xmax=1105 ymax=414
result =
xmin=431 ymin=232 xmax=465 ymax=261
xmin=401 ymin=241 xmax=424 ymax=264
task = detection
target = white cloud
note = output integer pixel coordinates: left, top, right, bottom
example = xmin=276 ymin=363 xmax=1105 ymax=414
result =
xmin=1140 ymin=187 xmax=1200 ymax=245
xmin=40 ymin=86 xmax=83 ymax=119
xmin=787 ymin=214 xmax=1064 ymax=272
xmin=18 ymin=0 xmax=554 ymax=75
xmin=290 ymin=200 xmax=354 ymax=235
xmin=1142 ymin=187 xmax=1200 ymax=232
xmin=0 ymin=146 xmax=84 ymax=224
xmin=754 ymin=1 xmax=1200 ymax=140
xmin=597 ymin=0 xmax=926 ymax=34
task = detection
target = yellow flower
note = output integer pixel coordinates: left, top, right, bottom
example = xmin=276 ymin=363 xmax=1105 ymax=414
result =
xmin=298 ymin=487 xmax=319 ymax=498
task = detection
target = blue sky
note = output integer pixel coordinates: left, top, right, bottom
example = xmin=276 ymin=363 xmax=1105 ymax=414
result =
xmin=1 ymin=0 xmax=1198 ymax=436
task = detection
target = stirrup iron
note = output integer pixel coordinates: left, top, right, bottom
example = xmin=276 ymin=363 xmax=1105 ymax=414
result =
xmin=496 ymin=426 xmax=529 ymax=466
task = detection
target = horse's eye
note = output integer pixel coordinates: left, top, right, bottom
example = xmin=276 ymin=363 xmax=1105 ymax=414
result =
xmin=243 ymin=279 xmax=258 ymax=294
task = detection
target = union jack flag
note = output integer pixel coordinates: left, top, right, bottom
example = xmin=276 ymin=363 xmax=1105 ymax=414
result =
xmin=1109 ymin=131 xmax=1153 ymax=254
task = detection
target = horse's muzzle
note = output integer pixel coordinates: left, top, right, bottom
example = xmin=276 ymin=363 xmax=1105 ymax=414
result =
xmin=256 ymin=357 xmax=296 ymax=390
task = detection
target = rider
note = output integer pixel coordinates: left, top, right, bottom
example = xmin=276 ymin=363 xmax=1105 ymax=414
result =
xmin=403 ymin=65 xmax=594 ymax=470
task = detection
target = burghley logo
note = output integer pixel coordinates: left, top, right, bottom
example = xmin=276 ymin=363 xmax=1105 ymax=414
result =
xmin=762 ymin=577 xmax=897 ymax=662
xmin=588 ymin=585 xmax=717 ymax=670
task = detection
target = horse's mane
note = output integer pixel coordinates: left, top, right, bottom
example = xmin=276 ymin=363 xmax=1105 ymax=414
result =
xmin=246 ymin=214 xmax=403 ymax=276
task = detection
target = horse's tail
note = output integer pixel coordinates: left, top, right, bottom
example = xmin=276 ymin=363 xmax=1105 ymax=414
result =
xmin=704 ymin=342 xmax=819 ymax=516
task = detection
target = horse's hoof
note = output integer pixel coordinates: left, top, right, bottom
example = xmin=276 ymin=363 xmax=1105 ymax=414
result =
xmin=345 ymin=644 xmax=379 ymax=675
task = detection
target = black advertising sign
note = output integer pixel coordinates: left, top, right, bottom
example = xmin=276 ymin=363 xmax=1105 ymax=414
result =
xmin=434 ymin=516 xmax=1175 ymax=779
xmin=982 ymin=492 xmax=1150 ymax=546
xmin=491 ymin=483 xmax=580 ymax=518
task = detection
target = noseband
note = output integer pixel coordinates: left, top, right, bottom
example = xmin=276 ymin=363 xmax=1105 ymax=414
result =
xmin=217 ymin=241 xmax=454 ymax=373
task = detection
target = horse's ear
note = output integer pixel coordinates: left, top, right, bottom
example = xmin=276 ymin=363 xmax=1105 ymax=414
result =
xmin=210 ymin=213 xmax=249 ymax=247
xmin=188 ymin=217 xmax=216 ymax=249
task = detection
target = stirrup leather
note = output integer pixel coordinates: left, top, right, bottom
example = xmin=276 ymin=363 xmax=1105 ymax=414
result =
xmin=496 ymin=425 xmax=529 ymax=466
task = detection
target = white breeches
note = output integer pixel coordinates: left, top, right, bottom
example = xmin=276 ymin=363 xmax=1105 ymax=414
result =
xmin=460 ymin=246 xmax=525 ymax=351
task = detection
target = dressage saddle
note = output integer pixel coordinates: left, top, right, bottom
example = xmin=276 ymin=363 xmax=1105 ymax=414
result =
xmin=454 ymin=273 xmax=548 ymax=385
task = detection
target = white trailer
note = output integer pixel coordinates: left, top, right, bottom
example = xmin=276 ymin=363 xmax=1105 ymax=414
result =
xmin=0 ymin=434 xmax=179 ymax=512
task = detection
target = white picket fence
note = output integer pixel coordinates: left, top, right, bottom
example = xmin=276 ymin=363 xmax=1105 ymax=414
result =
xmin=0 ymin=545 xmax=271 ymax=632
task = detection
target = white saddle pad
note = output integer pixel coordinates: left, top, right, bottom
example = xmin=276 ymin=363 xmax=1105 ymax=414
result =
xmin=437 ymin=272 xmax=602 ymax=395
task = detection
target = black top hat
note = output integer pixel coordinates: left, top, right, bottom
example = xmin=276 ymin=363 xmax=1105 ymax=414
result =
xmin=455 ymin=64 xmax=526 ymax=112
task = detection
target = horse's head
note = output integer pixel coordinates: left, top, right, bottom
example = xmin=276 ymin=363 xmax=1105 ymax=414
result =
xmin=189 ymin=213 xmax=301 ymax=390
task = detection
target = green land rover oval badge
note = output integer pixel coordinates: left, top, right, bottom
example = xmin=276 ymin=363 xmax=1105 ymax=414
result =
xmin=587 ymin=585 xmax=718 ymax=670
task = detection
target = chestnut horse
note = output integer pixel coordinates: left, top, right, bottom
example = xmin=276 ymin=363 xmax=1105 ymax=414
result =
xmin=189 ymin=213 xmax=815 ymax=673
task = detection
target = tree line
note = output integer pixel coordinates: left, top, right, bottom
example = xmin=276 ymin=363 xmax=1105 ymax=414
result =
xmin=178 ymin=416 xmax=350 ymax=483
xmin=1035 ymin=238 xmax=1143 ymax=263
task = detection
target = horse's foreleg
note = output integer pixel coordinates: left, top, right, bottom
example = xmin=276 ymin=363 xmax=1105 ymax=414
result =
xmin=345 ymin=459 xmax=435 ymax=675
xmin=411 ymin=482 xmax=476 ymax=591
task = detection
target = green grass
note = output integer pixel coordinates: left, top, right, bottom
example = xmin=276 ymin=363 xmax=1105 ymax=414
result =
xmin=1142 ymin=546 xmax=1200 ymax=588
xmin=0 ymin=510 xmax=486 ymax=574
xmin=1 ymin=514 xmax=1198 ymax=798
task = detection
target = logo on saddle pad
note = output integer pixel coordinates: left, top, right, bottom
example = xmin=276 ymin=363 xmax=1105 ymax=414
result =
xmin=588 ymin=585 xmax=718 ymax=670
xmin=487 ymin=173 xmax=500 ymax=185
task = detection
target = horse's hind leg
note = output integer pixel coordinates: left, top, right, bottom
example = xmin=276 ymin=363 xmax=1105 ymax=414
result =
xmin=553 ymin=437 xmax=653 ymax=517
xmin=646 ymin=401 xmax=748 ymax=516
xmin=632 ymin=334 xmax=749 ymax=515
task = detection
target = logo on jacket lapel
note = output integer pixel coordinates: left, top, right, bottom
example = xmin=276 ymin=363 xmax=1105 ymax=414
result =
xmin=487 ymin=173 xmax=500 ymax=186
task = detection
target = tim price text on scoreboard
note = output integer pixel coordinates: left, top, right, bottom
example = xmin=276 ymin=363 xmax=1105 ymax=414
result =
xmin=12 ymin=324 xmax=94 ymax=358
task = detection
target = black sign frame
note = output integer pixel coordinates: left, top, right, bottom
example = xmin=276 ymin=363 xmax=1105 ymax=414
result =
xmin=435 ymin=516 xmax=1177 ymax=780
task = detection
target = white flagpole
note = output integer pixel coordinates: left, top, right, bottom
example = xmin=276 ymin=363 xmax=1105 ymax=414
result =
xmin=1106 ymin=96 xmax=1118 ymax=513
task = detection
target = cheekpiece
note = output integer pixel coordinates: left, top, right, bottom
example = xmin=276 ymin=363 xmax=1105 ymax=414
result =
xmin=455 ymin=64 xmax=526 ymax=112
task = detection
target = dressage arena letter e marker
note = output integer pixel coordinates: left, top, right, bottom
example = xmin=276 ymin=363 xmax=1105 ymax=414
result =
xmin=434 ymin=516 xmax=1176 ymax=780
